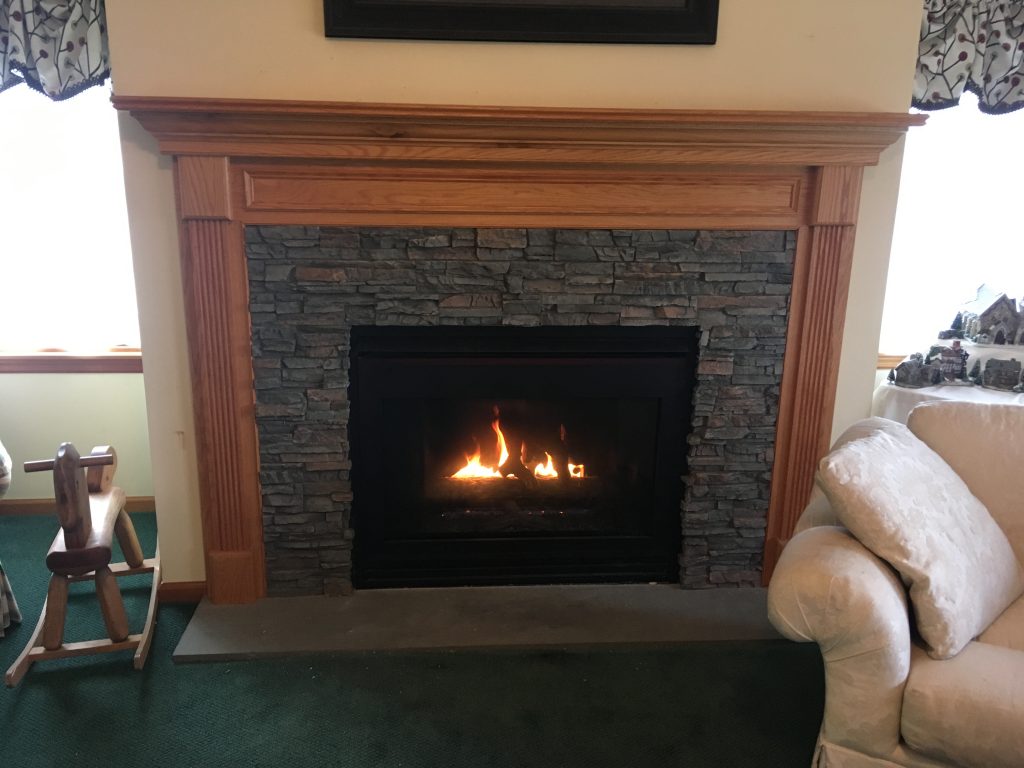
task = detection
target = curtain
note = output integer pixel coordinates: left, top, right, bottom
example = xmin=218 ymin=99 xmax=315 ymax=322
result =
xmin=0 ymin=438 xmax=18 ymax=637
xmin=914 ymin=1 xmax=1024 ymax=113
xmin=1 ymin=0 xmax=108 ymax=100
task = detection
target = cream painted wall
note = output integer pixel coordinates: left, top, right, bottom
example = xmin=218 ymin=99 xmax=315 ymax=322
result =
xmin=104 ymin=0 xmax=923 ymax=583
xmin=116 ymin=114 xmax=206 ymax=584
xmin=0 ymin=374 xmax=152 ymax=500
xmin=831 ymin=138 xmax=908 ymax=444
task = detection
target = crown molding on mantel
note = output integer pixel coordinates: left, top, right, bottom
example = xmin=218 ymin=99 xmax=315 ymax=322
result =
xmin=115 ymin=96 xmax=921 ymax=603
xmin=113 ymin=96 xmax=923 ymax=168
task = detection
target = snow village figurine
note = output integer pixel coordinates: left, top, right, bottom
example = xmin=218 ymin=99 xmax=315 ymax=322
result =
xmin=981 ymin=358 xmax=1023 ymax=391
xmin=889 ymin=352 xmax=942 ymax=388
xmin=926 ymin=340 xmax=971 ymax=383
xmin=937 ymin=311 xmax=965 ymax=340
xmin=957 ymin=285 xmax=1024 ymax=346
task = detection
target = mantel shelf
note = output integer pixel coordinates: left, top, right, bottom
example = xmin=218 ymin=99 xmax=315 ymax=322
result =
xmin=115 ymin=96 xmax=923 ymax=168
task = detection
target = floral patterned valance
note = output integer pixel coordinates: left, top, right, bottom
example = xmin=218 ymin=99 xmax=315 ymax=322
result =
xmin=914 ymin=0 xmax=1024 ymax=114
xmin=1 ymin=0 xmax=109 ymax=100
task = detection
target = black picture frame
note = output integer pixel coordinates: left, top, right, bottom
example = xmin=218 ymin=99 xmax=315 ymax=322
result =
xmin=323 ymin=0 xmax=719 ymax=44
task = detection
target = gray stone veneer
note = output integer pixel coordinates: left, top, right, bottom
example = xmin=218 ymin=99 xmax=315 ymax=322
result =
xmin=245 ymin=227 xmax=795 ymax=596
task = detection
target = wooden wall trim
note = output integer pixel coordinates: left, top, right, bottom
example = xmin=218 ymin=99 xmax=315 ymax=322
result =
xmin=764 ymin=229 xmax=859 ymax=580
xmin=158 ymin=580 xmax=206 ymax=604
xmin=116 ymin=96 xmax=923 ymax=168
xmin=117 ymin=97 xmax=918 ymax=603
xmin=176 ymin=157 xmax=266 ymax=604
xmin=178 ymin=217 xmax=265 ymax=603
xmin=877 ymin=353 xmax=905 ymax=369
xmin=0 ymin=355 xmax=143 ymax=374
xmin=178 ymin=156 xmax=233 ymax=219
xmin=0 ymin=497 xmax=156 ymax=515
xmin=235 ymin=165 xmax=808 ymax=229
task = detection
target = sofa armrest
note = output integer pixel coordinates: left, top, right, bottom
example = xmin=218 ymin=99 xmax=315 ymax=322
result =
xmin=793 ymin=486 xmax=838 ymax=534
xmin=767 ymin=526 xmax=912 ymax=758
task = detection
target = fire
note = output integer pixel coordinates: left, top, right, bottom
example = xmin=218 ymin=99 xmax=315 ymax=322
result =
xmin=531 ymin=453 xmax=585 ymax=479
xmin=451 ymin=418 xmax=509 ymax=479
xmin=534 ymin=452 xmax=558 ymax=479
xmin=494 ymin=417 xmax=509 ymax=468
xmin=449 ymin=410 xmax=586 ymax=481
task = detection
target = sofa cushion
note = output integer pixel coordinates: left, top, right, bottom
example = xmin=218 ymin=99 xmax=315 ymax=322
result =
xmin=908 ymin=401 xmax=1024 ymax=564
xmin=795 ymin=418 xmax=909 ymax=535
xmin=818 ymin=421 xmax=1024 ymax=659
xmin=979 ymin=594 xmax=1024 ymax=652
xmin=902 ymin=642 xmax=1024 ymax=768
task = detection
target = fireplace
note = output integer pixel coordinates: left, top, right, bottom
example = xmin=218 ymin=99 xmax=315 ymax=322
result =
xmin=349 ymin=326 xmax=698 ymax=587
xmin=117 ymin=97 xmax=918 ymax=602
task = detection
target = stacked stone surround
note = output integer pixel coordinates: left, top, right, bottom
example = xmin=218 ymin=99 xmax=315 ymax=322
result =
xmin=245 ymin=226 xmax=796 ymax=595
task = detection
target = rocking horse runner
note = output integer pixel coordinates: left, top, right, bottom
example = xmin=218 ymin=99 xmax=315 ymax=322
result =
xmin=5 ymin=443 xmax=161 ymax=687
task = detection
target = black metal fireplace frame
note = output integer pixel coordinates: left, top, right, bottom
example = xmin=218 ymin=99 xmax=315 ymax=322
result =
xmin=349 ymin=325 xmax=699 ymax=588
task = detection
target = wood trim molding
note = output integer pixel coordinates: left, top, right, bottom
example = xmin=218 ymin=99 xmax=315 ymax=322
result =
xmin=0 ymin=355 xmax=143 ymax=374
xmin=877 ymin=353 xmax=905 ymax=369
xmin=178 ymin=156 xmax=233 ymax=219
xmin=158 ymin=580 xmax=207 ymax=604
xmin=114 ymin=97 xmax=923 ymax=167
xmin=177 ymin=192 xmax=266 ymax=604
xmin=762 ymin=166 xmax=862 ymax=583
xmin=116 ymin=97 xmax=919 ymax=603
xmin=0 ymin=497 xmax=155 ymax=515
xmin=762 ymin=225 xmax=858 ymax=582
xmin=233 ymin=165 xmax=811 ymax=230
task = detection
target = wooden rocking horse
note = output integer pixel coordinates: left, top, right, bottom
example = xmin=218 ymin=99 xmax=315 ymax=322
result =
xmin=5 ymin=443 xmax=161 ymax=687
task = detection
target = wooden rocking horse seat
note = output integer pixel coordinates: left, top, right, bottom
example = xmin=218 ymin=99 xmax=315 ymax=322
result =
xmin=46 ymin=488 xmax=129 ymax=576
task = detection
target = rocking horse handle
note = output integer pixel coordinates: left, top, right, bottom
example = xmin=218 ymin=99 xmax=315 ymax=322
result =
xmin=24 ymin=453 xmax=115 ymax=473
xmin=22 ymin=444 xmax=119 ymax=550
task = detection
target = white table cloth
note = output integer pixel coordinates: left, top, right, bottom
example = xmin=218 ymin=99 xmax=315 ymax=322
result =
xmin=872 ymin=382 xmax=1024 ymax=425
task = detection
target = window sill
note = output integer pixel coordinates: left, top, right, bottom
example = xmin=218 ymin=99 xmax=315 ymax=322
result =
xmin=877 ymin=354 xmax=905 ymax=370
xmin=0 ymin=353 xmax=143 ymax=374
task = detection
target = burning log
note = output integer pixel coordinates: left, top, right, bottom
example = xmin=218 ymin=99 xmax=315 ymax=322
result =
xmin=425 ymin=476 xmax=601 ymax=505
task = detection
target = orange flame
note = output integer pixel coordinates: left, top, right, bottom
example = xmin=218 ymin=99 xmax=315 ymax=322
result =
xmin=450 ymin=411 xmax=585 ymax=481
xmin=531 ymin=453 xmax=586 ymax=480
xmin=494 ymin=418 xmax=509 ymax=469
xmin=451 ymin=418 xmax=509 ymax=479
xmin=533 ymin=452 xmax=558 ymax=479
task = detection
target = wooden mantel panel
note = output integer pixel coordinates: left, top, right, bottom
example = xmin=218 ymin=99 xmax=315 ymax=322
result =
xmin=178 ymin=216 xmax=266 ymax=604
xmin=117 ymin=96 xmax=919 ymax=603
xmin=813 ymin=166 xmax=864 ymax=226
xmin=240 ymin=167 xmax=805 ymax=227
xmin=137 ymin=139 xmax=901 ymax=170
xmin=115 ymin=97 xmax=923 ymax=168
xmin=763 ymin=221 xmax=858 ymax=582
xmin=763 ymin=166 xmax=864 ymax=581
xmin=178 ymin=156 xmax=232 ymax=220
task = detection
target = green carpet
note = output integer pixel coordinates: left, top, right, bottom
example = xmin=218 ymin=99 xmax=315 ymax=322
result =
xmin=1 ymin=514 xmax=824 ymax=768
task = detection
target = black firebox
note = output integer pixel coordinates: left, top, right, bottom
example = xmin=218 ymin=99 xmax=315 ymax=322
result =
xmin=349 ymin=326 xmax=699 ymax=588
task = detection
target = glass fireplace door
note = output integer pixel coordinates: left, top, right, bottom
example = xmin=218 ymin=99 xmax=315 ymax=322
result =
xmin=349 ymin=326 xmax=698 ymax=587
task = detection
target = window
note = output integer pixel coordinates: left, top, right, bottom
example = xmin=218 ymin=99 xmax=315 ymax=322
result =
xmin=0 ymin=84 xmax=140 ymax=356
xmin=880 ymin=92 xmax=1024 ymax=355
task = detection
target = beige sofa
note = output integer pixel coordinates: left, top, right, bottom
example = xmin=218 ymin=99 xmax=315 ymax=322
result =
xmin=768 ymin=402 xmax=1024 ymax=768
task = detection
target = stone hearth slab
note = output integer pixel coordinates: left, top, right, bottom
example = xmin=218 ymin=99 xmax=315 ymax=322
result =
xmin=172 ymin=585 xmax=779 ymax=662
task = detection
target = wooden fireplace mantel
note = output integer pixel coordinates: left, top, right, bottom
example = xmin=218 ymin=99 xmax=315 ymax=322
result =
xmin=116 ymin=96 xmax=921 ymax=603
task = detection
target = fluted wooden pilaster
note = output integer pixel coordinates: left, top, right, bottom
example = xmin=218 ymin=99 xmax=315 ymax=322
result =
xmin=176 ymin=156 xmax=265 ymax=603
xmin=763 ymin=167 xmax=861 ymax=581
